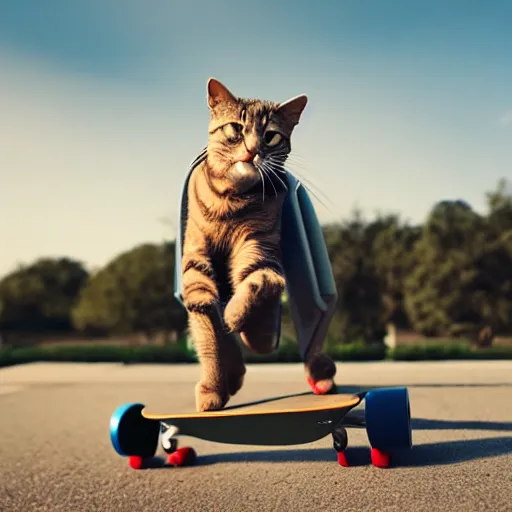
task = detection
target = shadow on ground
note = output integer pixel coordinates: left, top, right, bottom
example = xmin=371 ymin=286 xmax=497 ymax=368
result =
xmin=412 ymin=418 xmax=512 ymax=431
xmin=200 ymin=436 xmax=512 ymax=468
xmin=392 ymin=437 xmax=512 ymax=467
xmin=141 ymin=436 xmax=512 ymax=470
xmin=336 ymin=383 xmax=512 ymax=396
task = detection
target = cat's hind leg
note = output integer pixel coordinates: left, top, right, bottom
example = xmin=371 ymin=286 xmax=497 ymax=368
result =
xmin=304 ymin=352 xmax=337 ymax=394
xmin=223 ymin=331 xmax=246 ymax=396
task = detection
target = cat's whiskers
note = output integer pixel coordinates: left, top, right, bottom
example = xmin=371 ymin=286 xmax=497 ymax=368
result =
xmin=255 ymin=166 xmax=266 ymax=203
xmin=284 ymin=157 xmax=311 ymax=173
xmin=257 ymin=161 xmax=279 ymax=198
xmin=260 ymin=160 xmax=287 ymax=191
xmin=275 ymin=152 xmax=313 ymax=178
xmin=266 ymin=154 xmax=333 ymax=212
xmin=261 ymin=154 xmax=285 ymax=170
xmin=284 ymin=153 xmax=307 ymax=164
xmin=268 ymin=148 xmax=290 ymax=161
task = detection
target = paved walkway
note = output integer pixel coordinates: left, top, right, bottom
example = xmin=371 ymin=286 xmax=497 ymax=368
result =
xmin=1 ymin=361 xmax=511 ymax=511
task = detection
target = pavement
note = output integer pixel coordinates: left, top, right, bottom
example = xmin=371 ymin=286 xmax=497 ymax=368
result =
xmin=1 ymin=360 xmax=511 ymax=512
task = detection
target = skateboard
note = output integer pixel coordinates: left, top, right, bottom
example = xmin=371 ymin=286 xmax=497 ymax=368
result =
xmin=109 ymin=386 xmax=413 ymax=469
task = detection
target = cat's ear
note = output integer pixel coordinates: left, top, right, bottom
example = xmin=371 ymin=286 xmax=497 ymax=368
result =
xmin=277 ymin=94 xmax=308 ymax=126
xmin=207 ymin=78 xmax=237 ymax=110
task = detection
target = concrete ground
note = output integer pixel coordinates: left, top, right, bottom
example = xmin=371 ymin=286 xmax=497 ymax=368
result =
xmin=1 ymin=361 xmax=511 ymax=512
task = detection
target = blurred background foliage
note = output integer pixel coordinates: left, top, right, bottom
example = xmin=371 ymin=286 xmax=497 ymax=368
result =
xmin=1 ymin=179 xmax=511 ymax=358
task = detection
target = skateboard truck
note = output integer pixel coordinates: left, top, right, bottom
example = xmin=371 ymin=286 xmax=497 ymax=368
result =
xmin=160 ymin=423 xmax=197 ymax=466
xmin=331 ymin=422 xmax=349 ymax=467
xmin=160 ymin=424 xmax=179 ymax=453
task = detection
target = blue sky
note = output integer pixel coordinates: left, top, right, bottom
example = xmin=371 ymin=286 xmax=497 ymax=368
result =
xmin=1 ymin=0 xmax=511 ymax=276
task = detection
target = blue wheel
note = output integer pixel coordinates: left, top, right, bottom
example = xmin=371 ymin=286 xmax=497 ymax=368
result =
xmin=364 ymin=387 xmax=412 ymax=450
xmin=109 ymin=402 xmax=160 ymax=458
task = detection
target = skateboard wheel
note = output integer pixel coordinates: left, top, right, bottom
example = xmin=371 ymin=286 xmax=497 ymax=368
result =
xmin=110 ymin=403 xmax=160 ymax=458
xmin=370 ymin=448 xmax=390 ymax=468
xmin=364 ymin=387 xmax=412 ymax=451
xmin=332 ymin=426 xmax=348 ymax=452
xmin=167 ymin=447 xmax=197 ymax=467
xmin=337 ymin=451 xmax=349 ymax=467
xmin=128 ymin=456 xmax=145 ymax=470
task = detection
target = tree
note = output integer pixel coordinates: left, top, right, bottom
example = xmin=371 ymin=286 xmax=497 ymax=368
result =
xmin=72 ymin=242 xmax=187 ymax=342
xmin=466 ymin=236 xmax=512 ymax=344
xmin=485 ymin=178 xmax=512 ymax=235
xmin=476 ymin=178 xmax=512 ymax=339
xmin=403 ymin=199 xmax=506 ymax=345
xmin=323 ymin=209 xmax=385 ymax=343
xmin=368 ymin=213 xmax=421 ymax=328
xmin=0 ymin=257 xmax=89 ymax=333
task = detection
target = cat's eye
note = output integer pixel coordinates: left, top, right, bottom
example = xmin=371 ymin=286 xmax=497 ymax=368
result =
xmin=223 ymin=123 xmax=243 ymax=142
xmin=264 ymin=131 xmax=282 ymax=147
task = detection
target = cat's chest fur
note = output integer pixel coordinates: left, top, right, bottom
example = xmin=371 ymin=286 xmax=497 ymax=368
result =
xmin=187 ymin=163 xmax=285 ymax=247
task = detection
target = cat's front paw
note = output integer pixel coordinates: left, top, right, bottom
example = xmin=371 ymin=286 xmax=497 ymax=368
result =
xmin=195 ymin=382 xmax=228 ymax=412
xmin=224 ymin=269 xmax=285 ymax=332
xmin=223 ymin=293 xmax=248 ymax=332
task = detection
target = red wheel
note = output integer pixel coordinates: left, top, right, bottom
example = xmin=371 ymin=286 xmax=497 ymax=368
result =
xmin=370 ymin=448 xmax=390 ymax=468
xmin=337 ymin=451 xmax=349 ymax=467
xmin=128 ymin=455 xmax=144 ymax=469
xmin=167 ymin=447 xmax=197 ymax=467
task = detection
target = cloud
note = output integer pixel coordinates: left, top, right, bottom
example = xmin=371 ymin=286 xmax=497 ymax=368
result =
xmin=500 ymin=109 xmax=512 ymax=127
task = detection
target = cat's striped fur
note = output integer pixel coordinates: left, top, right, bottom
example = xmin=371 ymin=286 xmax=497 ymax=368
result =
xmin=182 ymin=79 xmax=336 ymax=412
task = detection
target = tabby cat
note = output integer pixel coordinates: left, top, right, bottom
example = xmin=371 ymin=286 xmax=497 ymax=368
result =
xmin=182 ymin=78 xmax=337 ymax=412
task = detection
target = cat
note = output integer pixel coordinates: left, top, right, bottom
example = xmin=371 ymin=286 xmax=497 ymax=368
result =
xmin=181 ymin=78 xmax=337 ymax=412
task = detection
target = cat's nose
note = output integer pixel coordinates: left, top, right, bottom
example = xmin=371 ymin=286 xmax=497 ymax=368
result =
xmin=239 ymin=150 xmax=254 ymax=162
xmin=244 ymin=134 xmax=258 ymax=155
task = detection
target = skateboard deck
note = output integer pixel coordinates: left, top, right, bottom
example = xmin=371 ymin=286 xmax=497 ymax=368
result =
xmin=110 ymin=387 xmax=413 ymax=469
xmin=141 ymin=393 xmax=363 ymax=446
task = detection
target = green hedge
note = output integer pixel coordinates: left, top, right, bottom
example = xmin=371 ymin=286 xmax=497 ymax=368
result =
xmin=390 ymin=342 xmax=512 ymax=361
xmin=0 ymin=343 xmax=197 ymax=368
xmin=1 ymin=340 xmax=511 ymax=368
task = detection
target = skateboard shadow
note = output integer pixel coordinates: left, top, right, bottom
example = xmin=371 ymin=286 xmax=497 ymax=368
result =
xmin=336 ymin=383 xmax=512 ymax=397
xmin=200 ymin=436 xmax=512 ymax=468
xmin=412 ymin=417 xmax=512 ymax=432
xmin=144 ymin=448 xmax=368 ymax=468
xmin=197 ymin=447 xmax=366 ymax=466
xmin=145 ymin=436 xmax=512 ymax=469
xmin=391 ymin=436 xmax=512 ymax=468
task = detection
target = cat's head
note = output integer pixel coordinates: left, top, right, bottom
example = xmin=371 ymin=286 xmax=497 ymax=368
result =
xmin=205 ymin=78 xmax=307 ymax=196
